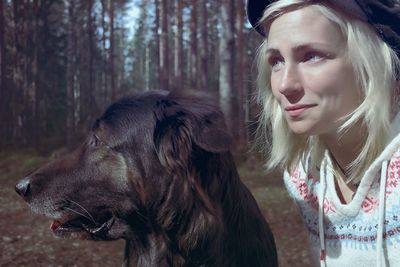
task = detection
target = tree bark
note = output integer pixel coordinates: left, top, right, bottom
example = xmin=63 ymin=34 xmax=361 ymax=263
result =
xmin=154 ymin=0 xmax=160 ymax=89
xmin=110 ymin=0 xmax=116 ymax=100
xmin=0 ymin=0 xmax=3 ymax=85
xmin=174 ymin=0 xmax=183 ymax=90
xmin=189 ymin=0 xmax=197 ymax=90
xmin=66 ymin=0 xmax=77 ymax=148
xmin=219 ymin=0 xmax=237 ymax=142
xmin=22 ymin=1 xmax=36 ymax=146
xmin=12 ymin=2 xmax=25 ymax=145
xmin=160 ymin=0 xmax=169 ymax=90
xmin=198 ymin=0 xmax=208 ymax=90
xmin=31 ymin=0 xmax=40 ymax=148
xmin=0 ymin=0 xmax=5 ymax=148
xmin=145 ymin=45 xmax=150 ymax=91
xmin=100 ymin=0 xmax=108 ymax=107
xmin=236 ymin=0 xmax=247 ymax=149
xmin=87 ymin=0 xmax=95 ymax=113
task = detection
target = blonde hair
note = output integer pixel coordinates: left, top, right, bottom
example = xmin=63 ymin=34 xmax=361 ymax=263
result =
xmin=255 ymin=0 xmax=400 ymax=183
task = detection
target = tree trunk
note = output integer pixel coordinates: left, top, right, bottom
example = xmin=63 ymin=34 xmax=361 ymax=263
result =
xmin=31 ymin=0 xmax=40 ymax=148
xmin=145 ymin=45 xmax=150 ymax=91
xmin=198 ymin=0 xmax=208 ymax=90
xmin=87 ymin=0 xmax=95 ymax=114
xmin=66 ymin=0 xmax=77 ymax=148
xmin=235 ymin=0 xmax=247 ymax=149
xmin=154 ymin=0 xmax=160 ymax=90
xmin=0 ymin=0 xmax=5 ymax=148
xmin=100 ymin=0 xmax=108 ymax=108
xmin=22 ymin=1 xmax=36 ymax=147
xmin=160 ymin=0 xmax=169 ymax=90
xmin=110 ymin=0 xmax=116 ymax=100
xmin=12 ymin=2 xmax=25 ymax=145
xmin=207 ymin=0 xmax=221 ymax=93
xmin=189 ymin=0 xmax=197 ymax=90
xmin=219 ymin=0 xmax=237 ymax=142
xmin=173 ymin=0 xmax=183 ymax=90
xmin=0 ymin=0 xmax=3 ymax=87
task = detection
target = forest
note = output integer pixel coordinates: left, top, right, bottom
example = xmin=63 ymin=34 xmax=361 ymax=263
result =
xmin=0 ymin=1 xmax=313 ymax=266
xmin=0 ymin=0 xmax=263 ymax=152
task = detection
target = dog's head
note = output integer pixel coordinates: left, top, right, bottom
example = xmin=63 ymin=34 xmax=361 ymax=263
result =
xmin=15 ymin=91 xmax=232 ymax=248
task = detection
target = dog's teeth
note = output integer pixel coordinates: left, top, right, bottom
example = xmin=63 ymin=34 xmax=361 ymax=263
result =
xmin=92 ymin=222 xmax=107 ymax=234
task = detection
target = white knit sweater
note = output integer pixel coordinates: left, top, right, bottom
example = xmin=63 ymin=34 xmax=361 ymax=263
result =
xmin=284 ymin=131 xmax=400 ymax=267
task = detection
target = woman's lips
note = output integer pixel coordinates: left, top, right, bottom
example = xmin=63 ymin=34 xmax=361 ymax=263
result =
xmin=284 ymin=104 xmax=317 ymax=117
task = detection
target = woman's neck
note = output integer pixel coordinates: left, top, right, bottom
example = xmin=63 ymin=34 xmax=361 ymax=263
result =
xmin=321 ymin=121 xmax=367 ymax=204
xmin=321 ymin=121 xmax=367 ymax=174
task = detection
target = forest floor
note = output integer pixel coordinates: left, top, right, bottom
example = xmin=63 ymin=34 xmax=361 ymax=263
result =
xmin=0 ymin=149 xmax=312 ymax=267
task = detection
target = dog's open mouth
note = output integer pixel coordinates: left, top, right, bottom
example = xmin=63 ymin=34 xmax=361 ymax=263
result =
xmin=50 ymin=214 xmax=115 ymax=240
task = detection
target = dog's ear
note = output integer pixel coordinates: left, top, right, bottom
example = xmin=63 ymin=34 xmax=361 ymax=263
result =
xmin=191 ymin=107 xmax=232 ymax=153
xmin=154 ymin=97 xmax=231 ymax=170
xmin=153 ymin=96 xmax=226 ymax=250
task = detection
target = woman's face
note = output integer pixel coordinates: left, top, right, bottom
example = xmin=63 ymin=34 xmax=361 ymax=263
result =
xmin=267 ymin=6 xmax=361 ymax=136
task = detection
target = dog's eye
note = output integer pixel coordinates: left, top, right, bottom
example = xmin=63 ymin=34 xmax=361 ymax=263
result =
xmin=90 ymin=134 xmax=102 ymax=147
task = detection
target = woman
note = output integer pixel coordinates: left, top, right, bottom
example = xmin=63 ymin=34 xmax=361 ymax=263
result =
xmin=247 ymin=0 xmax=400 ymax=266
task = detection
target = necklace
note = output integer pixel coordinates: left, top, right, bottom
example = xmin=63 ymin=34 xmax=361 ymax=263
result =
xmin=330 ymin=152 xmax=349 ymax=177
xmin=329 ymin=153 xmax=360 ymax=188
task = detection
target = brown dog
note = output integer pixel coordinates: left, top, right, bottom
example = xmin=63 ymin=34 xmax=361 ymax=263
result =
xmin=15 ymin=90 xmax=277 ymax=267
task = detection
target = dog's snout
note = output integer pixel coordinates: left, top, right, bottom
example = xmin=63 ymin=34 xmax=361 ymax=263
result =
xmin=15 ymin=177 xmax=32 ymax=198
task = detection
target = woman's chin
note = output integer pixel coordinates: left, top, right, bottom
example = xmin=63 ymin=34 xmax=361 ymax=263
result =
xmin=291 ymin=129 xmax=312 ymax=136
xmin=287 ymin=123 xmax=315 ymax=136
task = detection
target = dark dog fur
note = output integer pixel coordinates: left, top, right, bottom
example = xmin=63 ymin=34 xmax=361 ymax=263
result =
xmin=15 ymin=91 xmax=277 ymax=267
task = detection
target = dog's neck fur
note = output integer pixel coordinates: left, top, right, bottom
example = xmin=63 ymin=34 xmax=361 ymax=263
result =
xmin=122 ymin=152 xmax=276 ymax=267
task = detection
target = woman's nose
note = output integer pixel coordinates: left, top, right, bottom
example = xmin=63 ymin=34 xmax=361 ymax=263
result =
xmin=277 ymin=65 xmax=304 ymax=102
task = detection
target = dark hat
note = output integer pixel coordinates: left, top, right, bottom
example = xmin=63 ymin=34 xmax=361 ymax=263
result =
xmin=247 ymin=0 xmax=400 ymax=55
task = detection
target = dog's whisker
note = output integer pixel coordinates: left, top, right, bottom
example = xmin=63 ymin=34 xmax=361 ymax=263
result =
xmin=66 ymin=199 xmax=97 ymax=224
xmin=64 ymin=207 xmax=97 ymax=224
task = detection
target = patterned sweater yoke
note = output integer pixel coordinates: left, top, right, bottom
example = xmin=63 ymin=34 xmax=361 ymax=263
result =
xmin=284 ymin=115 xmax=400 ymax=267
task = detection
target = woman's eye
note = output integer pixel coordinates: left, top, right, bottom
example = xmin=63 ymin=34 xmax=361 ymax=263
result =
xmin=304 ymin=53 xmax=323 ymax=62
xmin=269 ymin=57 xmax=284 ymax=71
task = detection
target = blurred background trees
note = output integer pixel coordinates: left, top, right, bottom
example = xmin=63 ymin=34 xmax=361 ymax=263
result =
xmin=0 ymin=0 xmax=263 ymax=153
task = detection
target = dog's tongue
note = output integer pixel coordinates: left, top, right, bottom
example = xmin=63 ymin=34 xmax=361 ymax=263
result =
xmin=50 ymin=220 xmax=61 ymax=231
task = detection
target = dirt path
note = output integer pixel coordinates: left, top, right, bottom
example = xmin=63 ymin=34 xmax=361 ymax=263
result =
xmin=0 ymin=151 xmax=311 ymax=267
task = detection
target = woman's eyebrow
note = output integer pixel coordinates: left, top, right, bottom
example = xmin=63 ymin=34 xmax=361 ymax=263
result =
xmin=292 ymin=43 xmax=329 ymax=53
xmin=266 ymin=43 xmax=330 ymax=55
xmin=265 ymin=47 xmax=280 ymax=56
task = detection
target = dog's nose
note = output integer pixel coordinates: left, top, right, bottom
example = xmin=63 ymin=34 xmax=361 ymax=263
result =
xmin=15 ymin=177 xmax=32 ymax=198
